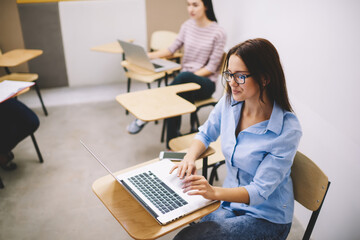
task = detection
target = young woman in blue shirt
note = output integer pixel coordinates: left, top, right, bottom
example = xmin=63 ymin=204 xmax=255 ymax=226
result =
xmin=171 ymin=38 xmax=302 ymax=240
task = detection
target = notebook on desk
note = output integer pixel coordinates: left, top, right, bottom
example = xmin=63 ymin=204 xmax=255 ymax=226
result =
xmin=81 ymin=141 xmax=217 ymax=225
xmin=118 ymin=39 xmax=180 ymax=73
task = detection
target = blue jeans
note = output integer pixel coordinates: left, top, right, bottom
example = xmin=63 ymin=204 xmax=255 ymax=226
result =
xmin=174 ymin=206 xmax=291 ymax=240
xmin=166 ymin=72 xmax=215 ymax=146
xmin=0 ymin=99 xmax=40 ymax=154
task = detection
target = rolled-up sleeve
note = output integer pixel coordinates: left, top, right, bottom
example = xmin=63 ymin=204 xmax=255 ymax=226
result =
xmin=244 ymin=128 xmax=302 ymax=206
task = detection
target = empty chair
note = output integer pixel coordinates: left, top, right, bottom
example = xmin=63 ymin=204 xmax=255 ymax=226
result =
xmin=291 ymin=151 xmax=330 ymax=240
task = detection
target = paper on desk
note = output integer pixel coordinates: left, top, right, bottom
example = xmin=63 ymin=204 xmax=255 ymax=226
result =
xmin=0 ymin=80 xmax=35 ymax=103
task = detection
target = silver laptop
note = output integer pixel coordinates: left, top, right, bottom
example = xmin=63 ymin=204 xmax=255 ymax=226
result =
xmin=118 ymin=39 xmax=180 ymax=73
xmin=81 ymin=141 xmax=217 ymax=225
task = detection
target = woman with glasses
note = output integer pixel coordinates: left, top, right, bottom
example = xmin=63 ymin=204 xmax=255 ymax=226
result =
xmin=127 ymin=0 xmax=226 ymax=147
xmin=170 ymin=38 xmax=302 ymax=240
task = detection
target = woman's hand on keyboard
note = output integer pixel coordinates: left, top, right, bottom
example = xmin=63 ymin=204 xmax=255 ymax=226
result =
xmin=182 ymin=175 xmax=215 ymax=200
xmin=169 ymin=156 xmax=196 ymax=179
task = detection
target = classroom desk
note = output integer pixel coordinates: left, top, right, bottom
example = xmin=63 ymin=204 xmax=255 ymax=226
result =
xmin=0 ymin=49 xmax=43 ymax=74
xmin=92 ymin=154 xmax=219 ymax=240
xmin=90 ymin=41 xmax=124 ymax=54
xmin=116 ymin=82 xmax=199 ymax=121
xmin=115 ymin=82 xmax=216 ymax=178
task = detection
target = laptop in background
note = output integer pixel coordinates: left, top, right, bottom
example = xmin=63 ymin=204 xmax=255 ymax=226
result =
xmin=81 ymin=141 xmax=217 ymax=225
xmin=118 ymin=39 xmax=180 ymax=73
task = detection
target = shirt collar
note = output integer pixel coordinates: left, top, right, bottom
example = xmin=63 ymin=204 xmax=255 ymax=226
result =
xmin=266 ymin=101 xmax=284 ymax=135
xmin=230 ymin=95 xmax=284 ymax=135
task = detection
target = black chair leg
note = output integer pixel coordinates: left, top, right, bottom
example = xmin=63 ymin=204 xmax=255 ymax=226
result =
xmin=0 ymin=176 xmax=4 ymax=189
xmin=30 ymin=133 xmax=43 ymax=163
xmin=190 ymin=112 xmax=200 ymax=133
xmin=161 ymin=119 xmax=167 ymax=143
xmin=126 ymin=78 xmax=131 ymax=115
xmin=209 ymin=160 xmax=225 ymax=185
xmin=34 ymin=84 xmax=48 ymax=116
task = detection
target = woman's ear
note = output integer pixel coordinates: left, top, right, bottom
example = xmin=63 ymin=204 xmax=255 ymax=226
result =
xmin=261 ymin=76 xmax=269 ymax=87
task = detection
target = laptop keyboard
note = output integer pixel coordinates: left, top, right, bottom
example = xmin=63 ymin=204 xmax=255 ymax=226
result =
xmin=129 ymin=171 xmax=188 ymax=214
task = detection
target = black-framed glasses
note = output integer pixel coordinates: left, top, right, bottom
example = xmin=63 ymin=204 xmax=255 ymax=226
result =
xmin=222 ymin=71 xmax=252 ymax=84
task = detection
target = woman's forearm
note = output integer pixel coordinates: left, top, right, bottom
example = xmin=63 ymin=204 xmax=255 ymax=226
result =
xmin=148 ymin=49 xmax=172 ymax=59
xmin=213 ymin=186 xmax=250 ymax=204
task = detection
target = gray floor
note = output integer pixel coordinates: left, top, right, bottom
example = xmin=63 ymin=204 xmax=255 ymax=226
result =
xmin=0 ymin=82 xmax=304 ymax=240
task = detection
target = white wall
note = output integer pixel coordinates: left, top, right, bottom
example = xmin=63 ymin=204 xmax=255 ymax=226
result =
xmin=213 ymin=0 xmax=360 ymax=239
xmin=59 ymin=0 xmax=147 ymax=87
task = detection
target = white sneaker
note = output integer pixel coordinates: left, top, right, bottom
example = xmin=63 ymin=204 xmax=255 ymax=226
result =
xmin=127 ymin=119 xmax=147 ymax=134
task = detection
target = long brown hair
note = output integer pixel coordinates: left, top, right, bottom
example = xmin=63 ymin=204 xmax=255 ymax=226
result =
xmin=202 ymin=0 xmax=217 ymax=22
xmin=224 ymin=38 xmax=293 ymax=112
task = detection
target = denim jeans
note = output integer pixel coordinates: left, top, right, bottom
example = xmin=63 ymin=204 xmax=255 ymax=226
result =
xmin=166 ymin=72 xmax=215 ymax=147
xmin=173 ymin=206 xmax=292 ymax=240
xmin=0 ymin=98 xmax=40 ymax=154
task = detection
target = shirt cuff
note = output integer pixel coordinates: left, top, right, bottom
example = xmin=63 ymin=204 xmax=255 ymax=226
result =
xmin=194 ymin=132 xmax=210 ymax=149
xmin=244 ymin=184 xmax=265 ymax=206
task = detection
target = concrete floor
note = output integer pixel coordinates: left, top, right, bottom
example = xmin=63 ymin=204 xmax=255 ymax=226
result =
xmin=0 ymin=82 xmax=304 ymax=239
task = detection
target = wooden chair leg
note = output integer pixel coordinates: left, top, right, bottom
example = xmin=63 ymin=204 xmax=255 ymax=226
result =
xmin=34 ymin=84 xmax=48 ymax=116
xmin=0 ymin=176 xmax=4 ymax=189
xmin=30 ymin=133 xmax=44 ymax=163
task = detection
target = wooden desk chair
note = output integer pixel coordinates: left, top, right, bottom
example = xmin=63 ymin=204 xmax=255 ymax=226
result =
xmin=190 ymin=53 xmax=226 ymax=132
xmin=0 ymin=48 xmax=48 ymax=116
xmin=168 ymin=132 xmax=225 ymax=184
xmin=291 ymin=151 xmax=330 ymax=240
xmin=0 ymin=89 xmax=44 ymax=188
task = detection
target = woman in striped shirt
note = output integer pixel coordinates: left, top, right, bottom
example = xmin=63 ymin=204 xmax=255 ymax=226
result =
xmin=127 ymin=0 xmax=226 ymax=147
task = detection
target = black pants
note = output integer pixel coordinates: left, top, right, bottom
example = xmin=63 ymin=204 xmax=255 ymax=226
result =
xmin=0 ymin=99 xmax=40 ymax=154
xmin=166 ymin=72 xmax=215 ymax=147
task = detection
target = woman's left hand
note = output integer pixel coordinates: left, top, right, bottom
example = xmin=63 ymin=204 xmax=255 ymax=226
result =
xmin=182 ymin=175 xmax=216 ymax=200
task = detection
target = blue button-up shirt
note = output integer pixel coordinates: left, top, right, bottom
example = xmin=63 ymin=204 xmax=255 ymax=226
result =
xmin=195 ymin=95 xmax=302 ymax=224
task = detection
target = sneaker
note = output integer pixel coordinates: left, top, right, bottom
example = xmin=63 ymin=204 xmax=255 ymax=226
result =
xmin=127 ymin=119 xmax=147 ymax=134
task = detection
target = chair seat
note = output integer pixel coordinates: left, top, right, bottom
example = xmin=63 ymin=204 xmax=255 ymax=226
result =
xmin=194 ymin=97 xmax=218 ymax=108
xmin=0 ymin=73 xmax=38 ymax=82
xmin=124 ymin=71 xmax=165 ymax=84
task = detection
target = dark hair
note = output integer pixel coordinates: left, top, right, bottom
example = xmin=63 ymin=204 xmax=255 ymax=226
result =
xmin=224 ymin=38 xmax=293 ymax=112
xmin=202 ymin=0 xmax=217 ymax=22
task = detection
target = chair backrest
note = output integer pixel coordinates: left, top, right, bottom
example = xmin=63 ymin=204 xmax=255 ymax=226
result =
xmin=150 ymin=30 xmax=178 ymax=51
xmin=291 ymin=151 xmax=330 ymax=240
xmin=217 ymin=52 xmax=227 ymax=74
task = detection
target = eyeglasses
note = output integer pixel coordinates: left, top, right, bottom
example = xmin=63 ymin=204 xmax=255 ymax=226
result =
xmin=222 ymin=71 xmax=252 ymax=84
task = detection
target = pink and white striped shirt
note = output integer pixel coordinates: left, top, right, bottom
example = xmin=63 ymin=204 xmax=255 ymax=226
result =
xmin=168 ymin=19 xmax=226 ymax=82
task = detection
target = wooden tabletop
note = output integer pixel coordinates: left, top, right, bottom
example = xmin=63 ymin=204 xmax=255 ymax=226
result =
xmin=116 ymin=83 xmax=200 ymax=121
xmin=0 ymin=49 xmax=43 ymax=67
xmin=90 ymin=41 xmax=124 ymax=54
xmin=92 ymin=157 xmax=219 ymax=240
